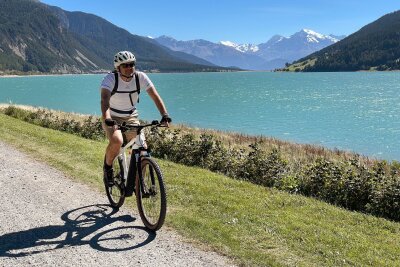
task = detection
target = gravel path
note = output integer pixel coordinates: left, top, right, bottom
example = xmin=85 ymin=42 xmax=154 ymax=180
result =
xmin=0 ymin=141 xmax=234 ymax=267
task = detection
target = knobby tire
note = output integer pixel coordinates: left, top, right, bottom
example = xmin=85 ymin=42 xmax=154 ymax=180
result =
xmin=135 ymin=157 xmax=167 ymax=231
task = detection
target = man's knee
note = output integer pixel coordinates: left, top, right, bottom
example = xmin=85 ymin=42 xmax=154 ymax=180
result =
xmin=110 ymin=133 xmax=123 ymax=147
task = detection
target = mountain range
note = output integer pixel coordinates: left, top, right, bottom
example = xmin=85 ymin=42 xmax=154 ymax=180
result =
xmin=1 ymin=0 xmax=398 ymax=73
xmin=154 ymin=30 xmax=345 ymax=70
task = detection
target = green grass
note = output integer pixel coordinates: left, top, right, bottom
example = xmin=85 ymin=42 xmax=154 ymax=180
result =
xmin=1 ymin=113 xmax=399 ymax=266
xmin=280 ymin=58 xmax=317 ymax=72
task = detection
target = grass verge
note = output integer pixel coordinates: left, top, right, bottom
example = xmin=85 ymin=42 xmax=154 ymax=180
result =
xmin=0 ymin=113 xmax=399 ymax=266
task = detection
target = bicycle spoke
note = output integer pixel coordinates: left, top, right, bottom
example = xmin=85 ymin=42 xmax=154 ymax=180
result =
xmin=142 ymin=164 xmax=160 ymax=222
xmin=104 ymin=156 xmax=125 ymax=208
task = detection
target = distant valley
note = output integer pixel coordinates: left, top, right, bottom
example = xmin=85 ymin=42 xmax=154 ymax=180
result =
xmin=154 ymin=30 xmax=345 ymax=70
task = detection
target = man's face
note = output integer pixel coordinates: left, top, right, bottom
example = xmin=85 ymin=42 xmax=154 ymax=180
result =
xmin=119 ymin=62 xmax=135 ymax=76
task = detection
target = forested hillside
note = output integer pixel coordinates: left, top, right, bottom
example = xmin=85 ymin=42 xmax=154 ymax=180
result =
xmin=0 ymin=0 xmax=232 ymax=74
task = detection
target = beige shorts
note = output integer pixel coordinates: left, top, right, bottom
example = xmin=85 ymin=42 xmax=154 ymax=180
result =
xmin=102 ymin=115 xmax=140 ymax=143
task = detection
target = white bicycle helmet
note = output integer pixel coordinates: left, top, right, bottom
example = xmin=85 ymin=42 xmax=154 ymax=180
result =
xmin=114 ymin=51 xmax=136 ymax=68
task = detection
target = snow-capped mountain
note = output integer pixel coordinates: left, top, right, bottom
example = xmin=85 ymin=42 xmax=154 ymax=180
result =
xmin=155 ymin=29 xmax=345 ymax=70
xmin=155 ymin=36 xmax=267 ymax=70
xmin=219 ymin=41 xmax=259 ymax=53
xmin=299 ymin=29 xmax=340 ymax=43
xmin=222 ymin=29 xmax=341 ymax=54
xmin=223 ymin=29 xmax=344 ymax=63
xmin=253 ymin=29 xmax=344 ymax=63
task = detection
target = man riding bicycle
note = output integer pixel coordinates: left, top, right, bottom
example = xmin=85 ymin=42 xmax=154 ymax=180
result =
xmin=100 ymin=51 xmax=171 ymax=185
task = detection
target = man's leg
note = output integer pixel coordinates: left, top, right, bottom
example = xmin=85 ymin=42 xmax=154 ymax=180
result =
xmin=103 ymin=124 xmax=123 ymax=185
xmin=105 ymin=130 xmax=123 ymax=166
xmin=124 ymin=115 xmax=140 ymax=146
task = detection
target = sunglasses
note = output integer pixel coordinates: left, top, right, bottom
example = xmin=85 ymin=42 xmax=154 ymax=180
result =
xmin=121 ymin=63 xmax=135 ymax=68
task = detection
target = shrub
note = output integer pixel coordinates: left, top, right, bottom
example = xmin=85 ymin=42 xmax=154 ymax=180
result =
xmin=299 ymin=158 xmax=346 ymax=204
xmin=238 ymin=142 xmax=289 ymax=187
xmin=341 ymin=158 xmax=374 ymax=211
xmin=2 ymin=106 xmax=105 ymax=141
xmin=368 ymin=172 xmax=400 ymax=220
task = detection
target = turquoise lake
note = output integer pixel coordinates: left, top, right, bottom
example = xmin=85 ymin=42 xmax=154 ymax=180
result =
xmin=1 ymin=72 xmax=400 ymax=161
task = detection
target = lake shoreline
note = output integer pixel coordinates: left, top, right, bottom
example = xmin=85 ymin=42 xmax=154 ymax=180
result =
xmin=0 ymin=103 xmax=384 ymax=163
xmin=1 ymin=72 xmax=399 ymax=161
xmin=0 ymin=73 xmax=103 ymax=78
xmin=0 ymin=69 xmax=253 ymax=78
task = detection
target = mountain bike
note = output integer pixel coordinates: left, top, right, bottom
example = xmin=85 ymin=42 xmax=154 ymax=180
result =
xmin=103 ymin=120 xmax=167 ymax=231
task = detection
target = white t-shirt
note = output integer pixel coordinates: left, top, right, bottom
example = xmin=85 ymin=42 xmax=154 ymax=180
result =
xmin=100 ymin=71 xmax=154 ymax=117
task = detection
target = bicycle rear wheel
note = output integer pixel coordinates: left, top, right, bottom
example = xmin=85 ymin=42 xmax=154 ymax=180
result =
xmin=135 ymin=158 xmax=167 ymax=231
xmin=104 ymin=156 xmax=125 ymax=208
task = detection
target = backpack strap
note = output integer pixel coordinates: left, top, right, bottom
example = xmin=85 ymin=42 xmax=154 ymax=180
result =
xmin=110 ymin=71 xmax=140 ymax=98
xmin=108 ymin=71 xmax=141 ymax=115
xmin=109 ymin=107 xmax=136 ymax=114
xmin=111 ymin=70 xmax=119 ymax=96
xmin=135 ymin=72 xmax=140 ymax=103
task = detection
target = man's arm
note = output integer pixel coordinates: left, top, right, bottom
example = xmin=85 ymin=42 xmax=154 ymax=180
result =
xmin=147 ymin=86 xmax=170 ymax=125
xmin=101 ymin=88 xmax=112 ymax=121
xmin=147 ymin=86 xmax=168 ymax=116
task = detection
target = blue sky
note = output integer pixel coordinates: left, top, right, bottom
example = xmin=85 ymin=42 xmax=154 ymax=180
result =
xmin=40 ymin=0 xmax=399 ymax=44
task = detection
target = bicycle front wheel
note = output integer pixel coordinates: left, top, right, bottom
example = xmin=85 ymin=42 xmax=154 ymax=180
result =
xmin=135 ymin=158 xmax=167 ymax=231
xmin=104 ymin=156 xmax=125 ymax=208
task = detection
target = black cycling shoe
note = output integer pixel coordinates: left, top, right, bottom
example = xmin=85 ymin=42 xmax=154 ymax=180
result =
xmin=104 ymin=168 xmax=114 ymax=186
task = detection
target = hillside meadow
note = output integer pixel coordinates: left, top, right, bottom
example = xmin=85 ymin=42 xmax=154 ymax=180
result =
xmin=2 ymin=105 xmax=400 ymax=222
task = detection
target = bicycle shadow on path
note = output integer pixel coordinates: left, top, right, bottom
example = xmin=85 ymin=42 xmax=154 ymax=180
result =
xmin=0 ymin=204 xmax=156 ymax=257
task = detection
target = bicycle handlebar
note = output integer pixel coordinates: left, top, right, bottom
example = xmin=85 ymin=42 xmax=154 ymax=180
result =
xmin=117 ymin=120 xmax=165 ymax=133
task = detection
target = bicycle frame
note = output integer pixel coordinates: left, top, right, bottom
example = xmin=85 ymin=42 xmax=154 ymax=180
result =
xmin=117 ymin=122 xmax=157 ymax=197
xmin=118 ymin=132 xmax=145 ymax=181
